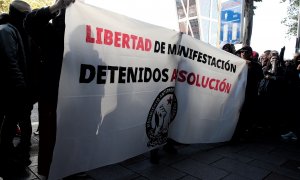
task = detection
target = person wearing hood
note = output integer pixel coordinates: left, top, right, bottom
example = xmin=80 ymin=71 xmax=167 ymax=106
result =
xmin=0 ymin=0 xmax=33 ymax=177
xmin=231 ymin=46 xmax=263 ymax=142
xmin=24 ymin=0 xmax=75 ymax=177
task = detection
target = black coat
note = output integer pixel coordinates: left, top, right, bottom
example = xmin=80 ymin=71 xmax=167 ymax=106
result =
xmin=0 ymin=23 xmax=27 ymax=96
xmin=1 ymin=10 xmax=40 ymax=104
xmin=24 ymin=7 xmax=65 ymax=103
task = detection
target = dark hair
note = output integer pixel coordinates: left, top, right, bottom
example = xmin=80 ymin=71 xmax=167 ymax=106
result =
xmin=239 ymin=46 xmax=252 ymax=53
xmin=0 ymin=13 xmax=10 ymax=25
xmin=222 ymin=43 xmax=236 ymax=54
xmin=293 ymin=53 xmax=300 ymax=66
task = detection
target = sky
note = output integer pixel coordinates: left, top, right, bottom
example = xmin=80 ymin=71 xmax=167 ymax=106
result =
xmin=84 ymin=0 xmax=179 ymax=30
xmin=251 ymin=0 xmax=296 ymax=59
xmin=85 ymin=0 xmax=296 ymax=60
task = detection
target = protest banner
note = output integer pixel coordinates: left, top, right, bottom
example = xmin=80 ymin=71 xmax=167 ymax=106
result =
xmin=49 ymin=1 xmax=247 ymax=179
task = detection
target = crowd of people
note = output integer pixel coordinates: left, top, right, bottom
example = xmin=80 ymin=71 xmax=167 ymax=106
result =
xmin=222 ymin=43 xmax=300 ymax=143
xmin=0 ymin=0 xmax=299 ymax=179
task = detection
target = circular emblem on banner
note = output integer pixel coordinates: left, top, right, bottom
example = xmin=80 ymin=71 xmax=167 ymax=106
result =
xmin=146 ymin=86 xmax=177 ymax=147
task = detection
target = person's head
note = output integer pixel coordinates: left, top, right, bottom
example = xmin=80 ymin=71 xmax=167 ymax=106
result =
xmin=263 ymin=50 xmax=271 ymax=59
xmin=293 ymin=52 xmax=300 ymax=66
xmin=269 ymin=50 xmax=279 ymax=60
xmin=8 ymin=0 xmax=32 ymax=34
xmin=222 ymin=43 xmax=235 ymax=54
xmin=270 ymin=50 xmax=278 ymax=56
xmin=9 ymin=0 xmax=31 ymax=24
xmin=238 ymin=46 xmax=253 ymax=60
xmin=10 ymin=0 xmax=31 ymax=11
xmin=0 ymin=13 xmax=10 ymax=24
xmin=8 ymin=0 xmax=32 ymax=26
xmin=270 ymin=54 xmax=279 ymax=64
xmin=222 ymin=43 xmax=231 ymax=52
xmin=259 ymin=53 xmax=269 ymax=66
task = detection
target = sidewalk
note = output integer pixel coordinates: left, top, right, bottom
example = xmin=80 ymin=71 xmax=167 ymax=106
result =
xmin=8 ymin=125 xmax=300 ymax=180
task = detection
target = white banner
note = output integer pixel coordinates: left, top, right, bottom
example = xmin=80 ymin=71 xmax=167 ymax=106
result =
xmin=49 ymin=1 xmax=247 ymax=179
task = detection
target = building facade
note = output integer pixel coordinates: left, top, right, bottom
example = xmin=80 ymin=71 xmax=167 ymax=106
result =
xmin=176 ymin=0 xmax=220 ymax=46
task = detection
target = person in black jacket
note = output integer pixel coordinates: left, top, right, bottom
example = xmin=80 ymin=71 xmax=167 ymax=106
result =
xmin=280 ymin=53 xmax=300 ymax=141
xmin=231 ymin=46 xmax=264 ymax=142
xmin=24 ymin=0 xmax=75 ymax=177
xmin=0 ymin=0 xmax=32 ymax=177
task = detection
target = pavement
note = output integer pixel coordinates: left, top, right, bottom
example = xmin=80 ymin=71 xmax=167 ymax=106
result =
xmin=4 ymin=105 xmax=300 ymax=180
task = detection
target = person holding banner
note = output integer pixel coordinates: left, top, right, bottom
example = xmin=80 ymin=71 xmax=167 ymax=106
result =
xmin=24 ymin=0 xmax=75 ymax=177
xmin=231 ymin=46 xmax=263 ymax=142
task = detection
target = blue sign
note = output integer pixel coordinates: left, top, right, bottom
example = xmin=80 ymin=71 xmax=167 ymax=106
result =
xmin=220 ymin=0 xmax=243 ymax=45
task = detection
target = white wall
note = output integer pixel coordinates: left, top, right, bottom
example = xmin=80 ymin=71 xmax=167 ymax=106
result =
xmin=85 ymin=0 xmax=179 ymax=31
